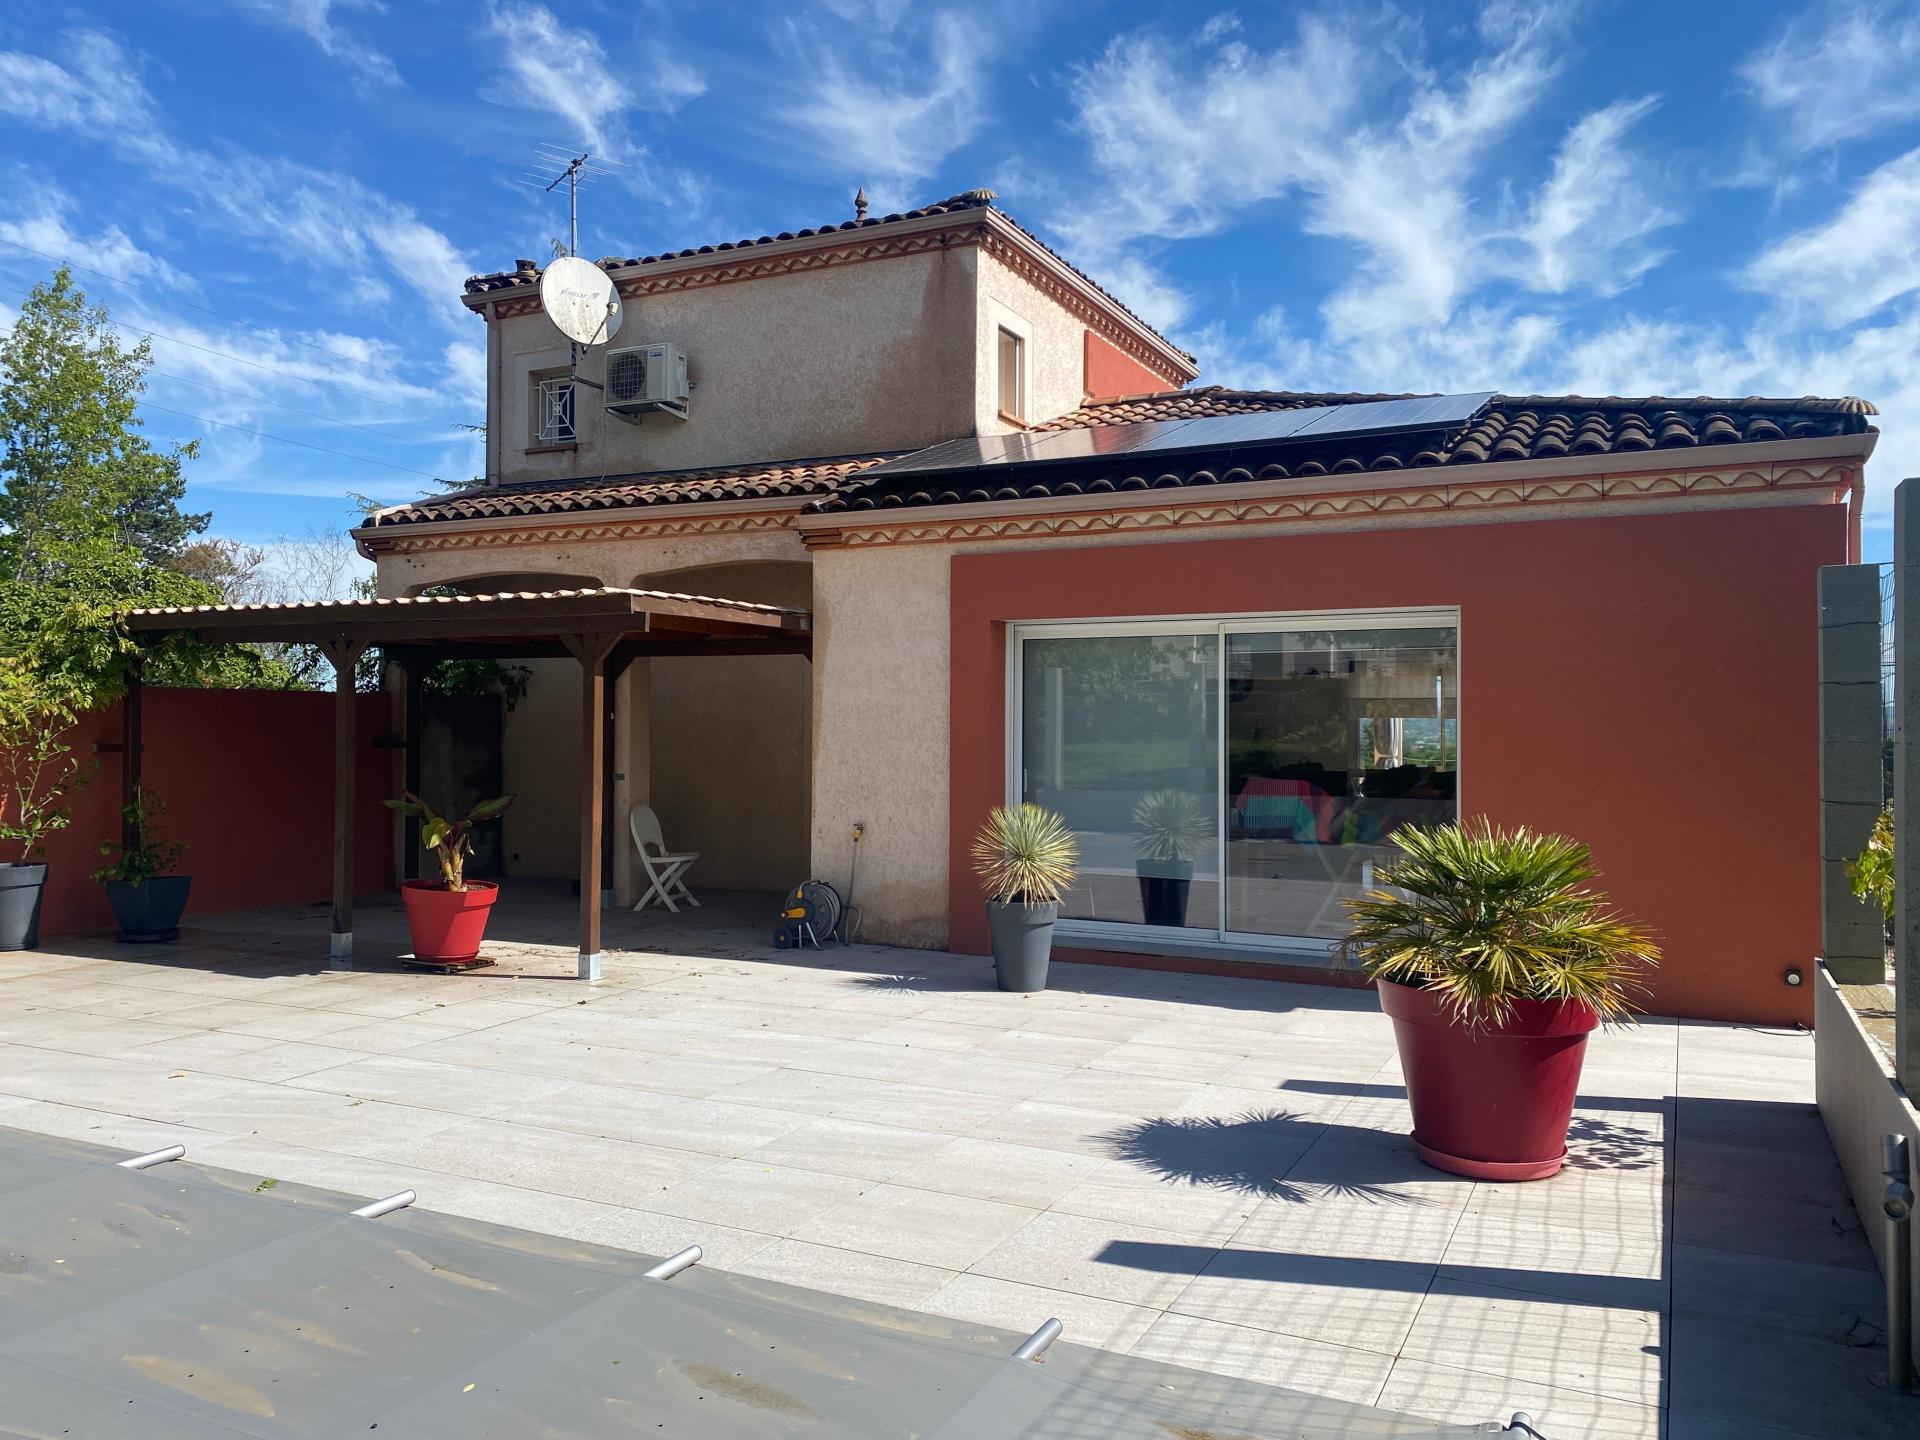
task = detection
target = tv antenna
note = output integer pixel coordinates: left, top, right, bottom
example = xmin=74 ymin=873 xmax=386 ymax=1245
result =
xmin=522 ymin=146 xmax=626 ymax=386
xmin=521 ymin=144 xmax=622 ymax=258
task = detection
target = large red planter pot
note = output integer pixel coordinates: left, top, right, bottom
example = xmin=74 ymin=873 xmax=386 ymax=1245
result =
xmin=400 ymin=880 xmax=500 ymax=962
xmin=1378 ymin=978 xmax=1600 ymax=1182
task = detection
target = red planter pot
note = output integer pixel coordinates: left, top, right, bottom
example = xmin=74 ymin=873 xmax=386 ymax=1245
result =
xmin=1377 ymin=978 xmax=1599 ymax=1182
xmin=400 ymin=880 xmax=500 ymax=963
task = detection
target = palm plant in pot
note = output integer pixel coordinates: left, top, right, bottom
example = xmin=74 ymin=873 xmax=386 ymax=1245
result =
xmin=0 ymin=671 xmax=92 ymax=951
xmin=384 ymin=791 xmax=515 ymax=966
xmin=1341 ymin=819 xmax=1658 ymax=1181
xmin=92 ymin=787 xmax=190 ymax=942
xmin=972 ymin=803 xmax=1077 ymax=993
xmin=1132 ymin=789 xmax=1212 ymax=927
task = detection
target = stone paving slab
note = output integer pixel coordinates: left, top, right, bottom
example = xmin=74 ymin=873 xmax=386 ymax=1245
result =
xmin=0 ymin=886 xmax=1913 ymax=1439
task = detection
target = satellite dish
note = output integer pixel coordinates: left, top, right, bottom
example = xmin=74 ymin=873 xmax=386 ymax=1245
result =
xmin=539 ymin=255 xmax=623 ymax=346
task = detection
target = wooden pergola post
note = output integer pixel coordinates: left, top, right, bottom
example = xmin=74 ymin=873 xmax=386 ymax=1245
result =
xmin=319 ymin=634 xmax=368 ymax=969
xmin=565 ymin=632 xmax=620 ymax=980
xmin=123 ymin=588 xmax=811 ymax=976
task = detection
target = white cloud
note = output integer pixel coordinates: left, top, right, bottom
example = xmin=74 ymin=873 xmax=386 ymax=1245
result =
xmin=483 ymin=3 xmax=703 ymax=150
xmin=1051 ymin=5 xmax=1673 ymax=345
xmin=0 ymin=28 xmax=473 ymax=326
xmin=0 ymin=195 xmax=188 ymax=289
xmin=1743 ymin=1 xmax=1920 ymax=150
xmin=1744 ymin=147 xmax=1920 ymax=327
xmin=486 ymin=3 xmax=633 ymax=153
xmin=0 ymin=29 xmax=158 ymax=134
xmin=222 ymin=0 xmax=398 ymax=86
xmin=1508 ymin=96 xmax=1674 ymax=296
xmin=773 ymin=9 xmax=988 ymax=192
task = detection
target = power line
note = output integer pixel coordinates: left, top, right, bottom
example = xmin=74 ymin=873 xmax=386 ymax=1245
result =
xmin=5 ymin=276 xmax=456 ymax=422
xmin=0 ymin=234 xmax=431 ymax=392
xmin=145 ymin=367 xmax=463 ymax=452
xmin=135 ymin=400 xmax=452 ymax=482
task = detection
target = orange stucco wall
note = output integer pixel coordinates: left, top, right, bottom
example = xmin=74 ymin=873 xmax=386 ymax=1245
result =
xmin=1083 ymin=329 xmax=1174 ymax=401
xmin=948 ymin=502 xmax=1849 ymax=1025
xmin=24 ymin=687 xmax=393 ymax=938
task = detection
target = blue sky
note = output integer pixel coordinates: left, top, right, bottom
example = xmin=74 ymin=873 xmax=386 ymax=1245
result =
xmin=2 ymin=0 xmax=1917 ymax=565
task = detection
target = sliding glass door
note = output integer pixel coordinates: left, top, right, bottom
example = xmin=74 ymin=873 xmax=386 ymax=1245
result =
xmin=1020 ymin=633 xmax=1220 ymax=929
xmin=1015 ymin=612 xmax=1458 ymax=951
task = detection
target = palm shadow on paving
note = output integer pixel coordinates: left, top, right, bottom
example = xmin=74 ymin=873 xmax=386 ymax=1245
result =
xmin=1097 ymin=1109 xmax=1433 ymax=1204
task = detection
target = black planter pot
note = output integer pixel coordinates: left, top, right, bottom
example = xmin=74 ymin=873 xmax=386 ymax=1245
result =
xmin=1136 ymin=861 xmax=1194 ymax=927
xmin=0 ymin=863 xmax=47 ymax=951
xmin=986 ymin=899 xmax=1057 ymax=992
xmin=105 ymin=875 xmax=191 ymax=943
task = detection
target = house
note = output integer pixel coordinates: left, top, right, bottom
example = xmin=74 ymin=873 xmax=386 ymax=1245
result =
xmin=354 ymin=189 xmax=1878 ymax=1025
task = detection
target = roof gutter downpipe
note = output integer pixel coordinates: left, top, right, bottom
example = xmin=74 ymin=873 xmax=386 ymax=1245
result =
xmin=1851 ymin=467 xmax=1866 ymax=564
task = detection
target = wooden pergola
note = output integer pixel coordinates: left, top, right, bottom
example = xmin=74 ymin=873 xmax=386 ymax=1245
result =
xmin=124 ymin=587 xmax=812 ymax=979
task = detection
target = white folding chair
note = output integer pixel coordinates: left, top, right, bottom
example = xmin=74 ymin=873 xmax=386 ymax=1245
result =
xmin=630 ymin=804 xmax=700 ymax=913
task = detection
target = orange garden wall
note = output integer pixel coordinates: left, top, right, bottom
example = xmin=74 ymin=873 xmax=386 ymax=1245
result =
xmin=24 ymin=688 xmax=392 ymax=939
xmin=948 ymin=502 xmax=1849 ymax=1026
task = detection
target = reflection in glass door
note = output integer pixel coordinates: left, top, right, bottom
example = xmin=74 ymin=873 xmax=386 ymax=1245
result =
xmin=1021 ymin=634 xmax=1219 ymax=929
xmin=1015 ymin=614 xmax=1458 ymax=949
xmin=1224 ymin=628 xmax=1457 ymax=940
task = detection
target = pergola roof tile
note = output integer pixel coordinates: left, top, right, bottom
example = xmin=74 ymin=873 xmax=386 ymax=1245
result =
xmin=128 ymin=584 xmax=807 ymax=621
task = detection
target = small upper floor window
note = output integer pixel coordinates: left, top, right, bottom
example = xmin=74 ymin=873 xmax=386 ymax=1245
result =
xmin=997 ymin=327 xmax=1025 ymax=421
xmin=534 ymin=372 xmax=576 ymax=447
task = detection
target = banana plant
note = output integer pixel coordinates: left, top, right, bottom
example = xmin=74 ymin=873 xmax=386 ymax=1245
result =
xmin=383 ymin=791 xmax=515 ymax=891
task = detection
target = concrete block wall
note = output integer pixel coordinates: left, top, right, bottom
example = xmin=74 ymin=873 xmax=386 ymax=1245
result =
xmin=1820 ymin=563 xmax=1887 ymax=983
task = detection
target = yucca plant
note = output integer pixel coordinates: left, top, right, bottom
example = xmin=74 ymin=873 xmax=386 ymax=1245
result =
xmin=1131 ymin=789 xmax=1213 ymax=867
xmin=1341 ymin=819 xmax=1657 ymax=1029
xmin=384 ymin=791 xmax=515 ymax=891
xmin=972 ymin=804 xmax=1078 ymax=906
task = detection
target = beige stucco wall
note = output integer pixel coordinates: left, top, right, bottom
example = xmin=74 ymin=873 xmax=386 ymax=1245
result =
xmin=498 ymin=658 xmax=581 ymax=880
xmin=975 ymin=248 xmax=1095 ymax=434
xmin=808 ymin=543 xmax=951 ymax=947
xmin=1815 ymin=968 xmax=1920 ymax=1375
xmin=488 ymin=247 xmax=979 ymax=486
xmin=643 ymin=560 xmax=812 ymax=896
xmin=372 ymin=520 xmax=803 ymax=597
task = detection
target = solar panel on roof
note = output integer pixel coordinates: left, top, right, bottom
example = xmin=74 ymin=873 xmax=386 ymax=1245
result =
xmin=1126 ymin=405 xmax=1341 ymax=454
xmin=858 ymin=393 xmax=1495 ymax=484
xmin=1290 ymin=392 xmax=1493 ymax=439
xmin=1017 ymin=418 xmax=1184 ymax=465
xmin=854 ymin=432 xmax=1038 ymax=480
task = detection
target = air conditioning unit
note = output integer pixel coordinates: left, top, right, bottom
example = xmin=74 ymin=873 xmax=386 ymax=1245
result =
xmin=604 ymin=343 xmax=690 ymax=422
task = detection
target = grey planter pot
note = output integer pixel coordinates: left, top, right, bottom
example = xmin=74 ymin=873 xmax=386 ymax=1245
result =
xmin=105 ymin=876 xmax=191 ymax=943
xmin=0 ymin=863 xmax=47 ymax=951
xmin=1136 ymin=860 xmax=1194 ymax=927
xmin=986 ymin=899 xmax=1057 ymax=993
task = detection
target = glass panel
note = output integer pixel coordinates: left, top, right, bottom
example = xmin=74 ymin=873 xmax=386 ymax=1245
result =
xmin=997 ymin=329 xmax=1023 ymax=418
xmin=1225 ymin=627 xmax=1457 ymax=939
xmin=1022 ymin=634 xmax=1219 ymax=930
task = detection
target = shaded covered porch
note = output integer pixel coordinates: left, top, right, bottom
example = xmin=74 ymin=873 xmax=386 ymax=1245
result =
xmin=125 ymin=587 xmax=811 ymax=978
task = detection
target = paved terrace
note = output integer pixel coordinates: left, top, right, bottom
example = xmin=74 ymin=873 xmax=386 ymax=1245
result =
xmin=0 ymin=887 xmax=1910 ymax=1440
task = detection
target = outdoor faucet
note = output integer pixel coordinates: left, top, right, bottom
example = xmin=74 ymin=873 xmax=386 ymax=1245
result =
xmin=1886 ymin=1134 xmax=1915 ymax=1391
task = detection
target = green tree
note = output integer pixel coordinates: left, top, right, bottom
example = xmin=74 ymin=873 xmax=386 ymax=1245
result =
xmin=0 ymin=268 xmax=290 ymax=702
xmin=0 ymin=269 xmax=208 ymax=579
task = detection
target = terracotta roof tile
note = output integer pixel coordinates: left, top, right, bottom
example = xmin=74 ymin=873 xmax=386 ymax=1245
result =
xmin=464 ymin=190 xmax=1192 ymax=365
xmin=818 ymin=389 xmax=1878 ymax=512
xmin=1034 ymin=387 xmax=1419 ymax=430
xmin=366 ymin=454 xmax=889 ymax=528
xmin=366 ymin=389 xmax=1877 ymax=529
